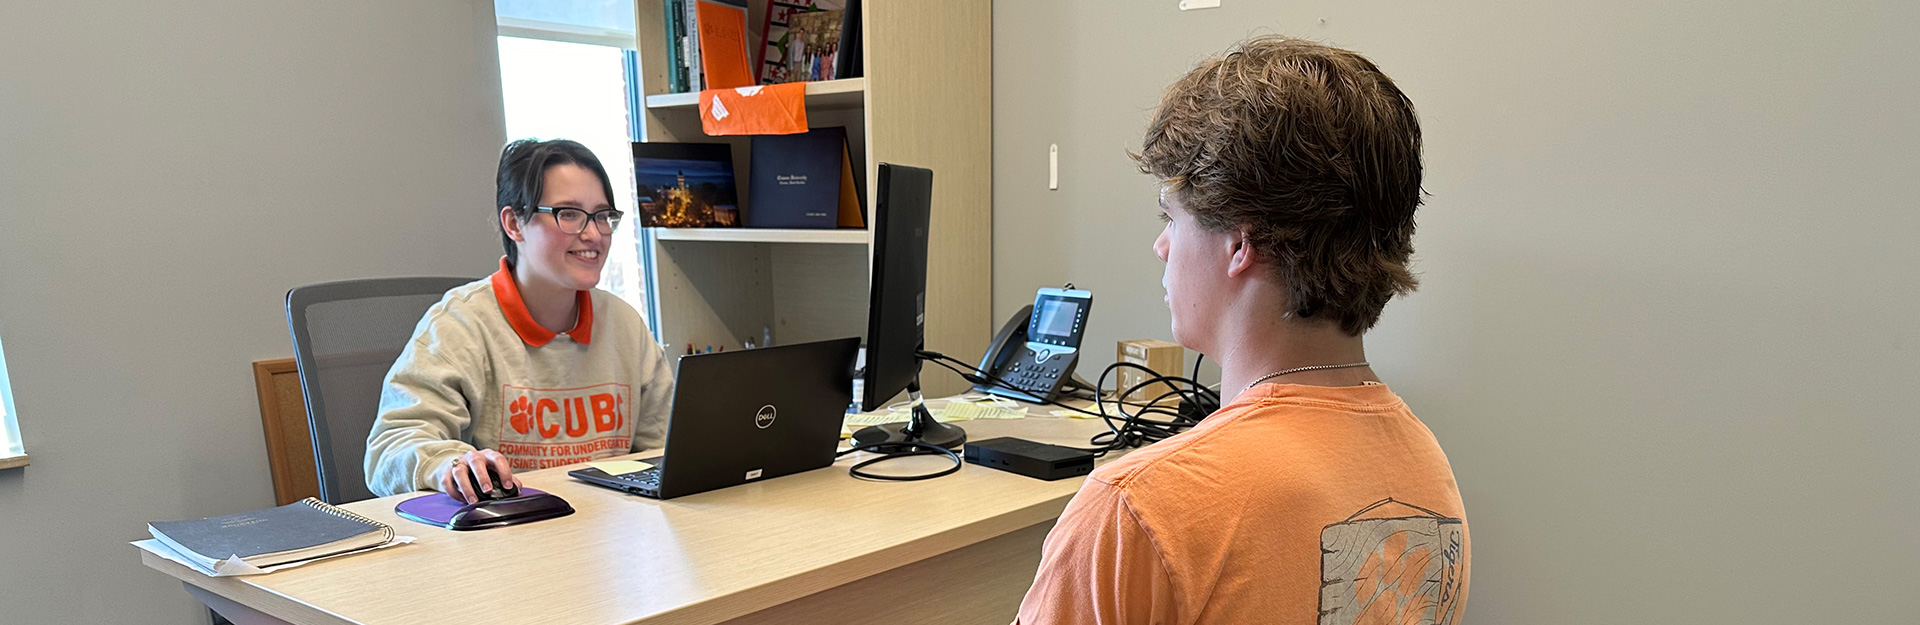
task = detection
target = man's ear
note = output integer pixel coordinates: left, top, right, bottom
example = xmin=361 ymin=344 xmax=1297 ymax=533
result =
xmin=500 ymin=206 xmax=525 ymax=242
xmin=1225 ymin=228 xmax=1258 ymax=278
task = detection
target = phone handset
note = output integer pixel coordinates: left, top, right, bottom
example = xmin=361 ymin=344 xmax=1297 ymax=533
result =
xmin=978 ymin=304 xmax=1033 ymax=374
xmin=974 ymin=287 xmax=1093 ymax=403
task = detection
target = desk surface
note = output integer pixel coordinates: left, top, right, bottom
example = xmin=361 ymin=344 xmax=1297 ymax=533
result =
xmin=140 ymin=413 xmax=1119 ymax=625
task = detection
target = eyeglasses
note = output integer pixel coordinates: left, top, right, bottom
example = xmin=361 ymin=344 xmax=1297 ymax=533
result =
xmin=532 ymin=206 xmax=624 ymax=235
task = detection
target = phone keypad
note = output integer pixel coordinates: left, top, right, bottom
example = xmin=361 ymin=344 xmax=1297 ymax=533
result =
xmin=1001 ymin=350 xmax=1065 ymax=394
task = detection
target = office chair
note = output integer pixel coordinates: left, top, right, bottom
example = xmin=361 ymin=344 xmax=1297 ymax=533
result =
xmin=285 ymin=277 xmax=472 ymax=504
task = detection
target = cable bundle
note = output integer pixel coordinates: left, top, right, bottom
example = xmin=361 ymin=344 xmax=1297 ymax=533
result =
xmin=919 ymin=351 xmax=1219 ymax=458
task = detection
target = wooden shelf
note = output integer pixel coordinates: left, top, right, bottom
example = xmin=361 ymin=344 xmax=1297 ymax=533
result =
xmin=648 ymin=227 xmax=868 ymax=244
xmin=644 ymin=77 xmax=868 ymax=110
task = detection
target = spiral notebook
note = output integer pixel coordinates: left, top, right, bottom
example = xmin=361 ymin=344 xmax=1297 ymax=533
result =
xmin=148 ymin=497 xmax=395 ymax=572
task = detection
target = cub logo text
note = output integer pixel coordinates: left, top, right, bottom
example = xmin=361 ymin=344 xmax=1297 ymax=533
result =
xmin=496 ymin=382 xmax=634 ymax=470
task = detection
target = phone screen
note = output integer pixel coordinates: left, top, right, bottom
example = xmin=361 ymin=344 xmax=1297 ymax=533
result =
xmin=1034 ymin=299 xmax=1080 ymax=340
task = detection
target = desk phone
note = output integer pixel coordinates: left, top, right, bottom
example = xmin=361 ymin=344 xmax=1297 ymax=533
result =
xmin=973 ymin=287 xmax=1093 ymax=403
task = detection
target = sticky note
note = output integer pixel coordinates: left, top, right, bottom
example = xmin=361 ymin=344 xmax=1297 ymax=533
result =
xmin=943 ymin=402 xmax=1026 ymax=421
xmin=844 ymin=412 xmax=900 ymax=427
xmin=588 ymin=459 xmax=654 ymax=476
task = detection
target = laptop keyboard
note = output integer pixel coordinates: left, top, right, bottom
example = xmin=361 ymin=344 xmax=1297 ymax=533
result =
xmin=613 ymin=467 xmax=662 ymax=492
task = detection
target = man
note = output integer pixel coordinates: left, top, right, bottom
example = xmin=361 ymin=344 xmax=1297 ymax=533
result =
xmin=1015 ymin=36 xmax=1470 ymax=624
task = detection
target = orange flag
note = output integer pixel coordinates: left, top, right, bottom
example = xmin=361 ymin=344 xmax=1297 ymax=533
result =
xmin=698 ymin=83 xmax=810 ymax=136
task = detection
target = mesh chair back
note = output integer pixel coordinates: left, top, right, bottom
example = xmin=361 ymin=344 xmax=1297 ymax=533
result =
xmin=286 ymin=277 xmax=473 ymax=504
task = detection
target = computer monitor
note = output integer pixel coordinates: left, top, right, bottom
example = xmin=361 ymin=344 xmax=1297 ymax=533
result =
xmin=853 ymin=163 xmax=966 ymax=449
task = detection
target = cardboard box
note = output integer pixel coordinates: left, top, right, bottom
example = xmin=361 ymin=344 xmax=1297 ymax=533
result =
xmin=1115 ymin=339 xmax=1184 ymax=403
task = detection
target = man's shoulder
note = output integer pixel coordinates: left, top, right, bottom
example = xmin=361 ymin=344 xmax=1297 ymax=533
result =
xmin=1086 ymin=415 xmax=1243 ymax=496
xmin=1086 ymin=433 xmax=1190 ymax=491
xmin=1084 ymin=397 xmax=1321 ymax=510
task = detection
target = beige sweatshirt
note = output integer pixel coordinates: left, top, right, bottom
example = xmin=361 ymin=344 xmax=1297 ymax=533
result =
xmin=365 ymin=259 xmax=674 ymax=497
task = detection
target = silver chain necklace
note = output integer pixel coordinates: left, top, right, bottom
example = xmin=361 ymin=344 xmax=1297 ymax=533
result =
xmin=1244 ymin=361 xmax=1371 ymax=390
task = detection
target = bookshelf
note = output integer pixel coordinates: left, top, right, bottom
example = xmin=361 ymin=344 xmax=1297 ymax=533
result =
xmin=647 ymin=226 xmax=868 ymax=245
xmin=643 ymin=77 xmax=868 ymax=110
xmin=632 ymin=0 xmax=990 ymax=396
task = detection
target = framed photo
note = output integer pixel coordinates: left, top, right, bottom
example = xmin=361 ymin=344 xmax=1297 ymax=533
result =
xmin=632 ymin=142 xmax=740 ymax=228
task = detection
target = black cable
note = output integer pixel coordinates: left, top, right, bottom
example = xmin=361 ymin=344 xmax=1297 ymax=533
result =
xmin=835 ymin=441 xmax=962 ymax=481
xmin=1185 ymin=352 xmax=1220 ymax=416
xmin=835 ymin=350 xmax=1212 ymax=480
xmin=923 ymin=352 xmax=1189 ymax=425
xmin=918 ymin=351 xmax=1219 ymax=458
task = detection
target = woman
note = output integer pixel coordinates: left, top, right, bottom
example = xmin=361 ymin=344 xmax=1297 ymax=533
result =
xmin=366 ymin=139 xmax=674 ymax=503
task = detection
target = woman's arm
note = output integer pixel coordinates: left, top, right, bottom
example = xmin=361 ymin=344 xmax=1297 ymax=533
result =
xmin=365 ymin=343 xmax=479 ymax=497
xmin=630 ymin=325 xmax=676 ymax=452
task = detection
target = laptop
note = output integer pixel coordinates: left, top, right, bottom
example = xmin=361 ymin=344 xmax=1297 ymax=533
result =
xmin=569 ymin=337 xmax=859 ymax=499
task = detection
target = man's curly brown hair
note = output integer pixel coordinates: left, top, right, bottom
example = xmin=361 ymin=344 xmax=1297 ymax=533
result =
xmin=1137 ymin=36 xmax=1423 ymax=336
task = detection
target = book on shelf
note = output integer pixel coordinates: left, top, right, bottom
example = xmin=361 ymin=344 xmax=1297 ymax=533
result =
xmin=685 ymin=0 xmax=704 ymax=92
xmin=635 ymin=141 xmax=741 ymax=228
xmin=755 ymin=0 xmax=862 ymax=85
xmin=835 ymin=134 xmax=864 ymax=228
xmin=747 ymin=126 xmax=863 ymax=229
xmin=834 ymin=0 xmax=862 ymax=81
xmin=665 ymin=0 xmax=689 ymax=92
xmin=695 ymin=0 xmax=754 ymax=90
xmin=147 ymin=497 xmax=395 ymax=573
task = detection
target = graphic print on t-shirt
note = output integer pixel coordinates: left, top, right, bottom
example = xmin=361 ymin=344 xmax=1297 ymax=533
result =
xmin=1318 ymin=498 xmax=1466 ymax=625
xmin=495 ymin=382 xmax=634 ymax=470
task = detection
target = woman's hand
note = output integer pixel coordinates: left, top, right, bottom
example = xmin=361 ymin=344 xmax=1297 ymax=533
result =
xmin=440 ymin=449 xmax=521 ymax=504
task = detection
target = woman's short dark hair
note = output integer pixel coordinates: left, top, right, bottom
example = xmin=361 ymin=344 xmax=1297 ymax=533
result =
xmin=1136 ymin=36 xmax=1424 ymax=336
xmin=496 ymin=138 xmax=619 ymax=266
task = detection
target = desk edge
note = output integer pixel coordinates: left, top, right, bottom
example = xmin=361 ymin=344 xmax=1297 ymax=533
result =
xmin=638 ymin=496 xmax=1073 ymax=625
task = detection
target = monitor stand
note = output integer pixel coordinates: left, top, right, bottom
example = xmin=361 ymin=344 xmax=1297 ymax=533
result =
xmin=852 ymin=377 xmax=967 ymax=449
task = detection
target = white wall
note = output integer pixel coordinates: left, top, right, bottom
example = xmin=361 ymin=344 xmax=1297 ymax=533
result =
xmin=0 ymin=1 xmax=505 ymax=622
xmin=994 ymin=0 xmax=1918 ymax=621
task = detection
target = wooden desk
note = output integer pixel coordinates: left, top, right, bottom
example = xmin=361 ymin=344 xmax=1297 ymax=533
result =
xmin=140 ymin=413 xmax=1118 ymax=625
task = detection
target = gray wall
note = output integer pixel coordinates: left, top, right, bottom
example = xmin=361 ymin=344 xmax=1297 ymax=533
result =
xmin=0 ymin=1 xmax=505 ymax=622
xmin=995 ymin=0 xmax=1917 ymax=622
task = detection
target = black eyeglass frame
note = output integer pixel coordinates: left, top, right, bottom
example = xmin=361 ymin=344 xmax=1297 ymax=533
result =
xmin=531 ymin=206 xmax=625 ymax=235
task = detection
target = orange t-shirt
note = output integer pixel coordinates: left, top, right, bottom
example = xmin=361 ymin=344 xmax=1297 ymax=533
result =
xmin=1015 ymin=383 xmax=1470 ymax=625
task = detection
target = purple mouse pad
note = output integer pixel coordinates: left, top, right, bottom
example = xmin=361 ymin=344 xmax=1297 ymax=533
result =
xmin=394 ymin=489 xmax=552 ymax=527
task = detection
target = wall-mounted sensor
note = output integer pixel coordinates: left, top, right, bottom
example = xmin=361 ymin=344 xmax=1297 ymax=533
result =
xmin=1049 ymin=144 xmax=1059 ymax=190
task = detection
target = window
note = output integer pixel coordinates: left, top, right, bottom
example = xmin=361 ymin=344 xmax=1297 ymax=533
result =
xmin=495 ymin=0 xmax=635 ymax=47
xmin=494 ymin=1 xmax=651 ymax=322
xmin=0 ymin=335 xmax=25 ymax=464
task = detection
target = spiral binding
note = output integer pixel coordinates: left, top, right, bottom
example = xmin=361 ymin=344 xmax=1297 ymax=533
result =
xmin=299 ymin=497 xmax=395 ymax=543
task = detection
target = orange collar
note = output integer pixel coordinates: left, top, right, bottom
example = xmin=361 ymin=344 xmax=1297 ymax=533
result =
xmin=490 ymin=257 xmax=594 ymax=347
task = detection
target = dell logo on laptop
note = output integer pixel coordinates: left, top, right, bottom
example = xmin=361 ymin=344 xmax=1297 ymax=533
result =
xmin=755 ymin=404 xmax=777 ymax=429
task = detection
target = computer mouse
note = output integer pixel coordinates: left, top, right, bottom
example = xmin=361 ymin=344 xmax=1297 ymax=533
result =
xmin=461 ymin=463 xmax=520 ymax=502
xmin=446 ymin=492 xmax=574 ymax=530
